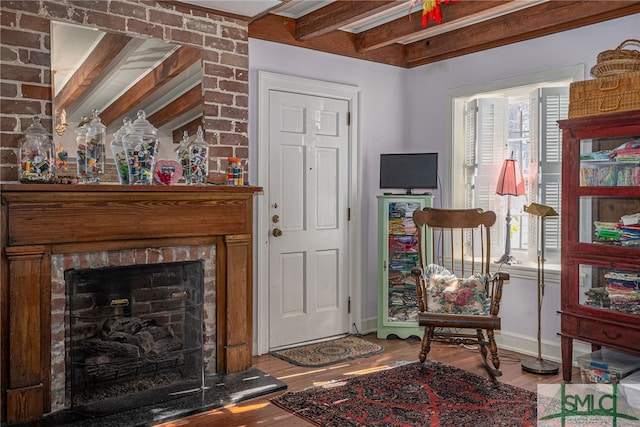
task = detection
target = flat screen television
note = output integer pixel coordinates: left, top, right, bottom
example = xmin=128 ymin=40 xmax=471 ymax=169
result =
xmin=380 ymin=152 xmax=438 ymax=194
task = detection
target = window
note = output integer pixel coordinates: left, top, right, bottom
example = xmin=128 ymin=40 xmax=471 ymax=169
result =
xmin=454 ymin=84 xmax=570 ymax=265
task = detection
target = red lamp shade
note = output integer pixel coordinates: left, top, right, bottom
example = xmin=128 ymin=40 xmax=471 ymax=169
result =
xmin=496 ymin=158 xmax=525 ymax=196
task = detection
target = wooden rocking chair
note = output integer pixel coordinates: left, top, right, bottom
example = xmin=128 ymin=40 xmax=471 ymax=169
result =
xmin=410 ymin=208 xmax=509 ymax=377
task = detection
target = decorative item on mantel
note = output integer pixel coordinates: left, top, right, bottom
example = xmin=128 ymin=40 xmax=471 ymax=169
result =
xmin=123 ymin=110 xmax=159 ymax=185
xmin=76 ymin=109 xmax=107 ymax=184
xmin=19 ymin=116 xmax=54 ymax=183
xmin=189 ymin=126 xmax=209 ymax=185
xmin=110 ymin=117 xmax=132 ymax=185
xmin=227 ymin=157 xmax=244 ymax=186
xmin=175 ymin=130 xmax=192 ymax=184
xmin=154 ymin=160 xmax=183 ymax=185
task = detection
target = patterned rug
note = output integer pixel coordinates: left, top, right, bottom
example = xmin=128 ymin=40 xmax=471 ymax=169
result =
xmin=272 ymin=360 xmax=538 ymax=426
xmin=271 ymin=336 xmax=384 ymax=367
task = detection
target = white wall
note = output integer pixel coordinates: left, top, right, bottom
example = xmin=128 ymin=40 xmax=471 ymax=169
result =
xmin=248 ymin=41 xmax=407 ymax=332
xmin=248 ymin=13 xmax=640 ymax=358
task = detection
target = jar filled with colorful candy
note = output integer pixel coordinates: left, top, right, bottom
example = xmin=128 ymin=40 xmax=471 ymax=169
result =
xmin=19 ymin=116 xmax=54 ymax=183
xmin=123 ymin=110 xmax=159 ymax=185
xmin=189 ymin=126 xmax=208 ymax=185
xmin=175 ymin=130 xmax=192 ymax=184
xmin=110 ymin=117 xmax=131 ymax=185
xmin=77 ymin=109 xmax=106 ymax=183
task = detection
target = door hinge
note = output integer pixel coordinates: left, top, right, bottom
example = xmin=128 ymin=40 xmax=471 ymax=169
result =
xmin=347 ymin=111 xmax=351 ymax=126
xmin=348 ymin=296 xmax=351 ymax=314
xmin=347 ymin=207 xmax=351 ymax=221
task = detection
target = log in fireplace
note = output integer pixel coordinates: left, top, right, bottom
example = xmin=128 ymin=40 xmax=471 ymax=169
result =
xmin=0 ymin=184 xmax=261 ymax=424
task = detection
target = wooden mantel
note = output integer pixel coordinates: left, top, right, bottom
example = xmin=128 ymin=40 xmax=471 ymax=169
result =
xmin=0 ymin=184 xmax=262 ymax=424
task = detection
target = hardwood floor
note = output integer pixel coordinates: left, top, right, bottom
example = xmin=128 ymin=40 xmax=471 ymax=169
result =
xmin=154 ymin=334 xmax=578 ymax=427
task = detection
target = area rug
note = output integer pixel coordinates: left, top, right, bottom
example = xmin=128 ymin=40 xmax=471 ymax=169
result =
xmin=271 ymin=336 xmax=384 ymax=367
xmin=272 ymin=360 xmax=538 ymax=426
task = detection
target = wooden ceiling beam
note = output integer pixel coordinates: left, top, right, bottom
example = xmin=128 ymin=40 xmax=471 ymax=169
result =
xmin=405 ymin=0 xmax=640 ymax=66
xmin=99 ymin=45 xmax=201 ymax=126
xmin=148 ymin=84 xmax=203 ymax=129
xmin=249 ymin=14 xmax=407 ymax=67
xmin=54 ymin=32 xmax=132 ymax=116
xmin=172 ymin=116 xmax=203 ymax=143
xmin=356 ymin=0 xmax=515 ymax=52
xmin=295 ymin=0 xmax=399 ymax=41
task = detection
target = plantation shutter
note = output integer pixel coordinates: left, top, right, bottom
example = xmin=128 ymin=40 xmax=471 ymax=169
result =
xmin=465 ymin=98 xmax=509 ymax=254
xmin=463 ymin=99 xmax=477 ymax=211
xmin=529 ymin=87 xmax=569 ymax=262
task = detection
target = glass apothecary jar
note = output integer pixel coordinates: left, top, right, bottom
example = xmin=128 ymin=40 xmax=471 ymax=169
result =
xmin=110 ymin=117 xmax=131 ymax=185
xmin=123 ymin=110 xmax=159 ymax=185
xmin=19 ymin=116 xmax=54 ymax=183
xmin=189 ymin=126 xmax=208 ymax=185
xmin=77 ymin=109 xmax=106 ymax=183
xmin=175 ymin=130 xmax=192 ymax=184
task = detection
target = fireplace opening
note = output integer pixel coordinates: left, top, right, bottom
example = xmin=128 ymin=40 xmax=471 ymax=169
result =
xmin=65 ymin=261 xmax=204 ymax=415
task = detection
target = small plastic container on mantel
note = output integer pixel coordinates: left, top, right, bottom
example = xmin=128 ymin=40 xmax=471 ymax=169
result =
xmin=123 ymin=110 xmax=159 ymax=185
xmin=19 ymin=116 xmax=54 ymax=183
xmin=227 ymin=157 xmax=244 ymax=186
xmin=77 ymin=109 xmax=107 ymax=184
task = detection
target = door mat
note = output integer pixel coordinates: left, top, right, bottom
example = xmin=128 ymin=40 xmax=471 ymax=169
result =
xmin=271 ymin=336 xmax=384 ymax=367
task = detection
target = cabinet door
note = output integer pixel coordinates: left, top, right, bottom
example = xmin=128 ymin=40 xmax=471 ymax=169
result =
xmin=563 ymin=120 xmax=640 ymax=325
xmin=377 ymin=196 xmax=431 ymax=339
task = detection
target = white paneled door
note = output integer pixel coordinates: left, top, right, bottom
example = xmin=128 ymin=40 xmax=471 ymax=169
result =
xmin=268 ymin=90 xmax=350 ymax=349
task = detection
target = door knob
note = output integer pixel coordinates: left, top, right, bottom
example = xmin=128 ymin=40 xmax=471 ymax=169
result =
xmin=272 ymin=228 xmax=282 ymax=237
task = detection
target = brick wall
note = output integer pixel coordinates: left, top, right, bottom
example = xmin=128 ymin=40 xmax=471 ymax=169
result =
xmin=0 ymin=0 xmax=249 ymax=183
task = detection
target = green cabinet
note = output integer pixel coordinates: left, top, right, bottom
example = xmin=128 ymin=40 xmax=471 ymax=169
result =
xmin=377 ymin=195 xmax=432 ymax=339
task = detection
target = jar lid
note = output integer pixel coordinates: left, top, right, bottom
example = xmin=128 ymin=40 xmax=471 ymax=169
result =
xmin=113 ymin=117 xmax=132 ymax=141
xmin=126 ymin=110 xmax=157 ymax=135
xmin=75 ymin=116 xmax=88 ymax=135
xmin=86 ymin=109 xmax=106 ymax=131
xmin=23 ymin=116 xmax=48 ymax=138
xmin=193 ymin=126 xmax=205 ymax=145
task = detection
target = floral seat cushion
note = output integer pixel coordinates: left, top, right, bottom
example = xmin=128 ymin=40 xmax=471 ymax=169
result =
xmin=424 ymin=264 xmax=490 ymax=315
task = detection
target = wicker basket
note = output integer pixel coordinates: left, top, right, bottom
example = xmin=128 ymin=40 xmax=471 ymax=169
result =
xmin=591 ymin=39 xmax=640 ymax=78
xmin=569 ymin=71 xmax=640 ymax=118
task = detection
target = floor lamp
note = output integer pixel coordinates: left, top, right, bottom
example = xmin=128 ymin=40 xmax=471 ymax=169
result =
xmin=521 ymin=202 xmax=560 ymax=375
xmin=495 ymin=158 xmax=526 ymax=265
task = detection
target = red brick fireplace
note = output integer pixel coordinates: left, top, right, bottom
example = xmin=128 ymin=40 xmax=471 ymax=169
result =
xmin=0 ymin=184 xmax=260 ymax=424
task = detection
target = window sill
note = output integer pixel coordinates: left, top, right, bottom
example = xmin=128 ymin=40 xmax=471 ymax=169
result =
xmin=494 ymin=260 xmax=561 ymax=284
